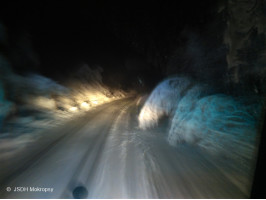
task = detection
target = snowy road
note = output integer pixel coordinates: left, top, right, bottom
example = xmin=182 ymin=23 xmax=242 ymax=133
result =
xmin=0 ymin=97 xmax=251 ymax=198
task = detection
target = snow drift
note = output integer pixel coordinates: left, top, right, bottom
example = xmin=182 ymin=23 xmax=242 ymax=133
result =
xmin=138 ymin=76 xmax=211 ymax=129
xmin=138 ymin=76 xmax=263 ymax=161
xmin=59 ymin=64 xmax=126 ymax=113
xmin=168 ymin=95 xmax=261 ymax=151
xmin=1 ymin=63 xmax=127 ymax=136
xmin=138 ymin=76 xmax=192 ymax=129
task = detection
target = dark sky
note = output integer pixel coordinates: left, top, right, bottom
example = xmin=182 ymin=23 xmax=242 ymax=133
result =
xmin=0 ymin=1 xmax=216 ymax=85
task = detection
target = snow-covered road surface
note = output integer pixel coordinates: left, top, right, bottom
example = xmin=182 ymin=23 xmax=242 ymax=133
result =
xmin=0 ymin=98 xmax=252 ymax=198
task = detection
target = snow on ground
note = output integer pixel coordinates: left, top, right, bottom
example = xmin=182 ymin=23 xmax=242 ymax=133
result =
xmin=2 ymin=71 xmax=126 ymax=132
xmin=0 ymin=23 xmax=128 ymax=160
xmin=0 ymin=67 xmax=127 ymax=159
xmin=169 ymin=94 xmax=261 ymax=147
xmin=168 ymin=94 xmax=262 ymax=166
xmin=138 ymin=76 xmax=192 ymax=129
xmin=138 ymin=76 xmax=264 ymax=163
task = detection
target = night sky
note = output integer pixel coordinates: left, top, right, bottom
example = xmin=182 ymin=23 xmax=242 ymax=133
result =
xmin=0 ymin=1 xmax=216 ymax=88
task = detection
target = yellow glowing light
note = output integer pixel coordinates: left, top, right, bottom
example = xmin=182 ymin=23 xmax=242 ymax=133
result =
xmin=80 ymin=102 xmax=90 ymax=110
xmin=92 ymin=100 xmax=98 ymax=104
xmin=81 ymin=102 xmax=89 ymax=107
xmin=69 ymin=107 xmax=78 ymax=112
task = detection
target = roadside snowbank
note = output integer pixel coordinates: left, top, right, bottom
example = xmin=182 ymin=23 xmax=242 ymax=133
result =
xmin=0 ymin=22 xmax=128 ymax=161
xmin=138 ymin=76 xmax=263 ymax=161
xmin=1 ymin=67 xmax=127 ymax=137
xmin=138 ymin=76 xmax=192 ymax=129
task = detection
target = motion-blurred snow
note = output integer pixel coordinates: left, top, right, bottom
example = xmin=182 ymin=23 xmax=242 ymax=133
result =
xmin=138 ymin=76 xmax=212 ymax=129
xmin=0 ymin=27 xmax=127 ymax=157
xmin=0 ymin=22 xmax=127 ymax=161
xmin=138 ymin=76 xmax=263 ymax=164
xmin=138 ymin=76 xmax=192 ymax=129
xmin=1 ymin=67 xmax=126 ymax=134
xmin=0 ymin=66 xmax=127 ymax=159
